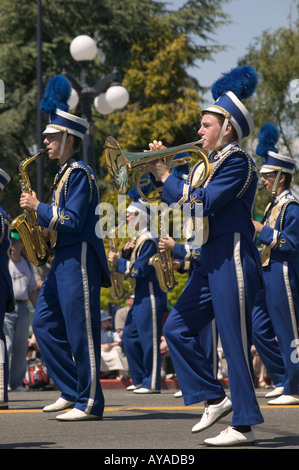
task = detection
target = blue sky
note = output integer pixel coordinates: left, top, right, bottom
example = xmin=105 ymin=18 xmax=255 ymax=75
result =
xmin=167 ymin=0 xmax=297 ymax=103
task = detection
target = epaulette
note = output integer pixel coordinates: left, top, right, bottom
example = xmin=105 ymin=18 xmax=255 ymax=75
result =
xmin=204 ymin=145 xmax=256 ymax=198
xmin=64 ymin=162 xmax=94 ymax=203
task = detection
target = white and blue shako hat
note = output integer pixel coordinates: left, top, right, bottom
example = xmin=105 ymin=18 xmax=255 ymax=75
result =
xmin=256 ymin=123 xmax=295 ymax=175
xmin=256 ymin=123 xmax=295 ymax=194
xmin=40 ymin=75 xmax=89 ymax=140
xmin=202 ymin=66 xmax=258 ymax=147
xmin=0 ymin=169 xmax=10 ymax=191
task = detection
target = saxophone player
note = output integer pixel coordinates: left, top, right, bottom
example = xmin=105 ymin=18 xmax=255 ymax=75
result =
xmin=19 ymin=75 xmax=110 ymax=421
xmin=108 ymin=193 xmax=167 ymax=394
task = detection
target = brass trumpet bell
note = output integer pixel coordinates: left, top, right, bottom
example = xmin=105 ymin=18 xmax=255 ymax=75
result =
xmin=105 ymin=136 xmax=210 ymax=201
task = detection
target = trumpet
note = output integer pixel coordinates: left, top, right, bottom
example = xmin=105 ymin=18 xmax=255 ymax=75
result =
xmin=105 ymin=137 xmax=210 ymax=202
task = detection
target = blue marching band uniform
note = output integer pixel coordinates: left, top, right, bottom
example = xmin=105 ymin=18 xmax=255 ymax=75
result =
xmin=115 ymin=197 xmax=167 ymax=393
xmin=252 ymin=123 xmax=299 ymax=404
xmin=0 ymin=169 xmax=14 ymax=409
xmin=2 ymin=66 xmax=297 ymax=443
xmin=29 ymin=76 xmax=111 ymax=420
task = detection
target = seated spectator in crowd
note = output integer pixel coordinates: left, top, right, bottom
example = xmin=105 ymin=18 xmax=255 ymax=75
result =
xmin=100 ymin=310 xmax=129 ymax=379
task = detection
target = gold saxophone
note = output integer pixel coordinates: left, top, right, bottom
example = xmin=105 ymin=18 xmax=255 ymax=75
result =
xmin=108 ymin=225 xmax=126 ymax=300
xmin=10 ymin=149 xmax=49 ymax=266
xmin=149 ymin=210 xmax=177 ymax=293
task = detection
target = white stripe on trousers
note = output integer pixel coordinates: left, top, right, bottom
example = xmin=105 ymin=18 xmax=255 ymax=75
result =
xmin=149 ymin=281 xmax=158 ymax=390
xmin=233 ymin=232 xmax=255 ymax=388
xmin=81 ymin=242 xmax=97 ymax=413
xmin=283 ymin=261 xmax=299 ymax=356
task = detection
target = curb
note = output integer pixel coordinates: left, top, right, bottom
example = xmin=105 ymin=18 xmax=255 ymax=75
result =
xmin=100 ymin=377 xmax=230 ymax=390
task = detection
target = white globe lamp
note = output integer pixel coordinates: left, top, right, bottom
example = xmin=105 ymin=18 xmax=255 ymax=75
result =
xmin=105 ymin=85 xmax=129 ymax=109
xmin=70 ymin=35 xmax=97 ymax=62
xmin=68 ymin=88 xmax=79 ymax=111
xmin=94 ymin=93 xmax=115 ymax=115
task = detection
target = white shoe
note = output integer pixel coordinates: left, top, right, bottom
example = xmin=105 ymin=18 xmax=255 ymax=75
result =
xmin=174 ymin=390 xmax=183 ymax=398
xmin=126 ymin=384 xmax=142 ymax=391
xmin=204 ymin=426 xmax=255 ymax=447
xmin=268 ymin=394 xmax=299 ymax=405
xmin=265 ymin=386 xmax=284 ymax=398
xmin=43 ymin=397 xmax=75 ymax=412
xmin=56 ymin=408 xmax=101 ymax=421
xmin=192 ymin=396 xmax=232 ymax=433
xmin=133 ymin=387 xmax=160 ymax=394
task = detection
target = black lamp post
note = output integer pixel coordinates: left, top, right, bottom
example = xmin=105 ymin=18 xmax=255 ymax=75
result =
xmin=62 ymin=35 xmax=129 ymax=171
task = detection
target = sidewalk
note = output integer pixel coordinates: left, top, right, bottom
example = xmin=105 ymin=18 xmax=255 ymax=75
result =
xmin=100 ymin=377 xmax=230 ymax=390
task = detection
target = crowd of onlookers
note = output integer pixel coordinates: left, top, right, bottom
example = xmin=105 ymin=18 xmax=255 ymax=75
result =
xmin=4 ymin=237 xmax=272 ymax=392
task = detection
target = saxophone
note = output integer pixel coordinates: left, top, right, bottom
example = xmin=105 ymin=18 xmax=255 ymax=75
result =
xmin=10 ymin=149 xmax=49 ymax=266
xmin=149 ymin=210 xmax=177 ymax=292
xmin=108 ymin=224 xmax=126 ymax=300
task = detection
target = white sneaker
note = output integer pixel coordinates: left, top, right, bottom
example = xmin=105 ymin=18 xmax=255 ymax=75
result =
xmin=268 ymin=394 xmax=299 ymax=405
xmin=204 ymin=426 xmax=255 ymax=446
xmin=192 ymin=396 xmax=232 ymax=433
xmin=43 ymin=397 xmax=75 ymax=412
xmin=174 ymin=390 xmax=183 ymax=398
xmin=56 ymin=408 xmax=101 ymax=421
xmin=126 ymin=384 xmax=142 ymax=391
xmin=133 ymin=388 xmax=160 ymax=394
xmin=265 ymin=386 xmax=284 ymax=398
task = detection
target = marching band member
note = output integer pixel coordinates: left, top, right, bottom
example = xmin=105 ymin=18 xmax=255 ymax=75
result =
xmin=19 ymin=75 xmax=111 ymax=421
xmin=253 ymin=123 xmax=299 ymax=405
xmin=149 ymin=66 xmax=264 ymax=446
xmin=159 ymin=236 xmax=219 ymax=381
xmin=0 ymin=169 xmax=14 ymax=409
xmin=108 ymin=192 xmax=167 ymax=393
xmin=160 ymin=158 xmax=219 ymax=381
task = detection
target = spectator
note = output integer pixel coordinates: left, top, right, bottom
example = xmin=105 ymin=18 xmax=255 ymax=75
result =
xmin=114 ymin=292 xmax=134 ymax=339
xmin=100 ymin=310 xmax=128 ymax=379
xmin=3 ymin=230 xmax=38 ymax=391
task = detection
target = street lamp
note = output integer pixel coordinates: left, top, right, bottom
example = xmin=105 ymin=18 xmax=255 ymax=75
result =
xmin=63 ymin=35 xmax=129 ymax=170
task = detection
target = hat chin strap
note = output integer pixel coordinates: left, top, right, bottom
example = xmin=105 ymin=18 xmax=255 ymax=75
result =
xmin=272 ymin=170 xmax=282 ymax=195
xmin=59 ymin=131 xmax=68 ymax=158
xmin=213 ymin=117 xmax=229 ymax=151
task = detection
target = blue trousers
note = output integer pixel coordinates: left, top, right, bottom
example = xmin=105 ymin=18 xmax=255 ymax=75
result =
xmin=122 ymin=283 xmax=164 ymax=390
xmin=4 ymin=301 xmax=30 ymax=389
xmin=164 ymin=233 xmax=264 ymax=426
xmin=252 ymin=289 xmax=285 ymax=387
xmin=263 ymin=261 xmax=299 ymax=395
xmin=33 ymin=242 xmax=104 ymax=417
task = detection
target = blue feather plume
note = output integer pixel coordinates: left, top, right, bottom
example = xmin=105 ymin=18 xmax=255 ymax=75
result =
xmin=211 ymin=66 xmax=258 ymax=101
xmin=172 ymin=152 xmax=190 ymax=179
xmin=40 ymin=75 xmax=72 ymax=115
xmin=128 ymin=175 xmax=153 ymax=201
xmin=256 ymin=123 xmax=279 ymax=157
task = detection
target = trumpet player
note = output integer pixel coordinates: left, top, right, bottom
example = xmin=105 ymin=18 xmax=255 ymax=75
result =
xmin=19 ymin=75 xmax=110 ymax=421
xmin=149 ymin=66 xmax=264 ymax=446
xmin=108 ymin=194 xmax=167 ymax=394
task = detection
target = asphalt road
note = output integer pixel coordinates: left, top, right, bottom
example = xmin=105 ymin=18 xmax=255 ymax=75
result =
xmin=1 ymin=388 xmax=298 ymax=454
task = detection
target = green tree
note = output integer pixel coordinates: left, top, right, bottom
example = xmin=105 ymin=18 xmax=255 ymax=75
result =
xmin=238 ymin=7 xmax=299 ymax=216
xmin=0 ymin=0 xmax=229 ymax=216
